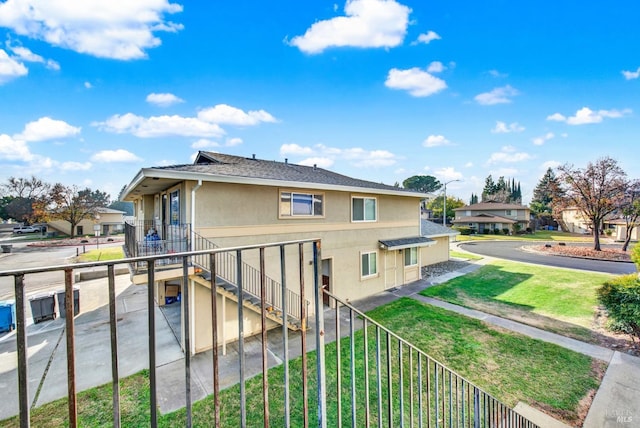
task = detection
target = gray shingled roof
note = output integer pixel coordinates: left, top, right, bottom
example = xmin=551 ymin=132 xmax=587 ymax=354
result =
xmin=454 ymin=201 xmax=529 ymax=211
xmin=421 ymin=219 xmax=460 ymax=237
xmin=152 ymin=151 xmax=414 ymax=193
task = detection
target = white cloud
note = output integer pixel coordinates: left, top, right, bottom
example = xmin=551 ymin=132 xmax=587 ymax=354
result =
xmin=91 ymin=149 xmax=142 ymax=163
xmin=540 ymin=160 xmax=561 ymax=171
xmin=532 ymin=132 xmax=554 ymax=146
xmin=279 ymin=143 xmax=398 ymax=168
xmin=0 ymin=49 xmax=28 ymax=84
xmin=197 ymin=104 xmax=277 ymax=126
xmin=146 ymin=92 xmax=184 ymax=107
xmin=491 ymin=121 xmax=524 ymax=133
xmin=546 ymin=113 xmax=566 ymax=122
xmin=191 ymin=139 xmax=219 ymax=149
xmin=281 ymin=143 xmax=315 ymax=156
xmin=60 ymin=161 xmax=92 ymax=171
xmin=0 ymin=133 xmax=32 ymax=160
xmin=385 ymin=67 xmax=447 ymax=97
xmin=486 ymin=145 xmax=532 ymax=164
xmin=488 ymin=69 xmax=507 ymax=78
xmin=289 ymin=0 xmax=411 ymax=54
xmin=6 ymin=43 xmax=59 ymax=70
xmin=622 ymin=67 xmax=640 ymax=80
xmin=0 ymin=0 xmax=184 ymax=60
xmin=546 ymin=107 xmax=631 ymax=125
xmin=15 ymin=117 xmax=81 ymax=142
xmin=298 ymin=157 xmax=335 ymax=168
xmin=95 ymin=113 xmax=225 ymax=138
xmin=426 ymin=61 xmax=445 ymax=73
xmin=464 ymin=162 xmax=473 ymax=168
xmin=432 ymin=166 xmax=463 ymax=182
xmin=84 ymin=81 xmax=92 ymax=89
xmin=422 ymin=135 xmax=451 ymax=148
xmin=225 ymin=137 xmax=243 ymax=147
xmin=474 ymin=85 xmax=519 ymax=105
xmin=414 ymin=30 xmax=440 ymax=45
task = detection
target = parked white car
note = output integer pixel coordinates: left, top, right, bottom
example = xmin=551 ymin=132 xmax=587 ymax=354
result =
xmin=12 ymin=225 xmax=41 ymax=234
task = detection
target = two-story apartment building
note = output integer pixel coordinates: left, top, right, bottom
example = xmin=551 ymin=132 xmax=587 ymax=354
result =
xmin=122 ymin=152 xmax=451 ymax=353
xmin=452 ymin=201 xmax=531 ymax=234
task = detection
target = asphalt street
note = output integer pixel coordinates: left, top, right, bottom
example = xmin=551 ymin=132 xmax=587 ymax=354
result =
xmin=458 ymin=240 xmax=637 ymax=275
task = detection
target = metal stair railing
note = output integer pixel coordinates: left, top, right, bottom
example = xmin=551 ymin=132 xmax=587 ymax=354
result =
xmin=191 ymin=231 xmax=307 ymax=325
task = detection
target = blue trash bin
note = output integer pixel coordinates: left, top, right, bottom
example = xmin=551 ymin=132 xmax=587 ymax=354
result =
xmin=0 ymin=300 xmax=16 ymax=332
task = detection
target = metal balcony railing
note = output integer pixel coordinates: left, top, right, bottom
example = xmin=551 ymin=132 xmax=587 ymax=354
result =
xmin=0 ymin=239 xmax=537 ymax=427
xmin=124 ymin=221 xmax=190 ymax=269
xmin=191 ymin=231 xmax=307 ymax=325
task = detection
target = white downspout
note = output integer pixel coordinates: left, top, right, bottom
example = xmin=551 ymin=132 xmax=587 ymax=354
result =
xmin=189 ymin=180 xmax=202 ymax=356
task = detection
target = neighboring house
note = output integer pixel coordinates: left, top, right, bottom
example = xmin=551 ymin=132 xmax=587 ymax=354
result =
xmin=421 ymin=218 xmax=460 ymax=258
xmin=452 ymin=202 xmax=531 ymax=234
xmin=121 ymin=151 xmax=452 ymax=354
xmin=559 ymin=207 xmax=590 ymax=234
xmin=47 ymin=207 xmax=126 ymax=237
xmin=607 ymin=218 xmax=639 ymax=242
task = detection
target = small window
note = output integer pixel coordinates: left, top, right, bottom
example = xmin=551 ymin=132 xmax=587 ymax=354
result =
xmin=505 ymin=210 xmax=512 ymax=216
xmin=404 ymin=247 xmax=418 ymax=266
xmin=361 ymin=251 xmax=377 ymax=278
xmin=352 ymin=197 xmax=377 ymax=222
xmin=280 ymin=191 xmax=323 ymax=217
xmin=76 ymin=226 xmax=84 ymax=235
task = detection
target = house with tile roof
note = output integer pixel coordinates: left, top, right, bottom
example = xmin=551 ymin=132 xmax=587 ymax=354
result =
xmin=452 ymin=201 xmax=531 ymax=234
xmin=121 ymin=151 xmax=454 ymax=354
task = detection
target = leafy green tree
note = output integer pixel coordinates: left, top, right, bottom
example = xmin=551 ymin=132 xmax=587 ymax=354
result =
xmin=49 ymin=184 xmax=111 ymax=237
xmin=556 ymin=157 xmax=628 ymax=251
xmin=0 ymin=196 xmax=14 ymax=220
xmin=531 ymin=168 xmax=563 ymax=228
xmin=470 ymin=193 xmax=478 ymax=205
xmin=108 ymin=185 xmax=134 ymax=215
xmin=402 ymin=175 xmax=442 ymax=193
xmin=427 ymin=196 xmax=465 ymax=222
xmin=1 ymin=176 xmax=50 ymax=223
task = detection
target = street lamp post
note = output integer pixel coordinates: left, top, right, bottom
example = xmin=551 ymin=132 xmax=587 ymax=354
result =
xmin=442 ymin=179 xmax=461 ymax=226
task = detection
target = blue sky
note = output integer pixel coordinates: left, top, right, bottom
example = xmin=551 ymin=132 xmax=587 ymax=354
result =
xmin=1 ymin=1 xmax=639 ymax=204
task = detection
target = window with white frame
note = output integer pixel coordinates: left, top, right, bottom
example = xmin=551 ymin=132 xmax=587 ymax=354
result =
xmin=505 ymin=210 xmax=512 ymax=216
xmin=404 ymin=247 xmax=418 ymax=266
xmin=352 ymin=196 xmax=377 ymax=222
xmin=361 ymin=251 xmax=377 ymax=278
xmin=280 ymin=191 xmax=324 ymax=217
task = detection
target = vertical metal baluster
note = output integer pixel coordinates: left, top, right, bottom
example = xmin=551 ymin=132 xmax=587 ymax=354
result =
xmin=313 ymin=241 xmax=327 ymax=428
xmin=280 ymin=245 xmax=290 ymax=428
xmin=259 ymin=248 xmax=270 ymax=427
xmin=209 ymin=253 xmax=221 ymax=427
xmin=473 ymin=388 xmax=479 ymax=428
xmin=107 ymin=265 xmax=121 ymax=428
xmin=14 ymin=274 xmax=29 ymax=427
xmin=441 ymin=367 xmax=445 ymax=428
xmin=435 ymin=363 xmax=439 ymax=428
xmin=409 ymin=349 xmax=414 ymax=428
xmin=398 ymin=342 xmax=404 ymax=428
xmin=363 ymin=319 xmax=370 ymax=428
xmin=336 ymin=301 xmax=342 ymax=428
xmin=235 ymin=250 xmax=246 ymax=427
xmin=417 ymin=354 xmax=423 ymax=428
xmin=64 ymin=268 xmax=77 ymax=427
xmin=376 ymin=326 xmax=382 ymax=428
xmin=350 ymin=309 xmax=357 ymax=428
xmin=386 ymin=334 xmax=392 ymax=428
xmin=298 ymin=243 xmax=309 ymax=428
xmin=182 ymin=257 xmax=192 ymax=427
xmin=147 ymin=262 xmax=157 ymax=426
xmin=461 ymin=380 xmax=465 ymax=428
xmin=449 ymin=371 xmax=452 ymax=428
xmin=426 ymin=359 xmax=431 ymax=428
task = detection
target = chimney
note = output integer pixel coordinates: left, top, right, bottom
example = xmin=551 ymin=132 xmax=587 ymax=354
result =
xmin=252 ymin=154 xmax=256 ymax=159
xmin=285 ymin=158 xmax=288 ymax=164
xmin=313 ymin=164 xmax=317 ymax=170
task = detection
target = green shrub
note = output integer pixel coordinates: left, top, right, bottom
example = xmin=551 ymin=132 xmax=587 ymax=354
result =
xmin=453 ymin=226 xmax=473 ymax=235
xmin=502 ymin=228 xmax=510 ymax=235
xmin=597 ymin=274 xmax=640 ymax=342
xmin=631 ymin=244 xmax=640 ymax=270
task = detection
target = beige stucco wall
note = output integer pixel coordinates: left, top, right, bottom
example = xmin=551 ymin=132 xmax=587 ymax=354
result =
xmin=48 ymin=211 xmax=124 ymax=236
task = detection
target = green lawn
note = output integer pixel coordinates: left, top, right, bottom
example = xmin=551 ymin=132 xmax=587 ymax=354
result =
xmin=420 ymin=259 xmax=613 ymax=342
xmin=2 ymin=298 xmax=602 ymax=427
xmin=449 ymin=250 xmax=483 ymax=260
xmin=76 ymin=246 xmax=124 ymax=262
